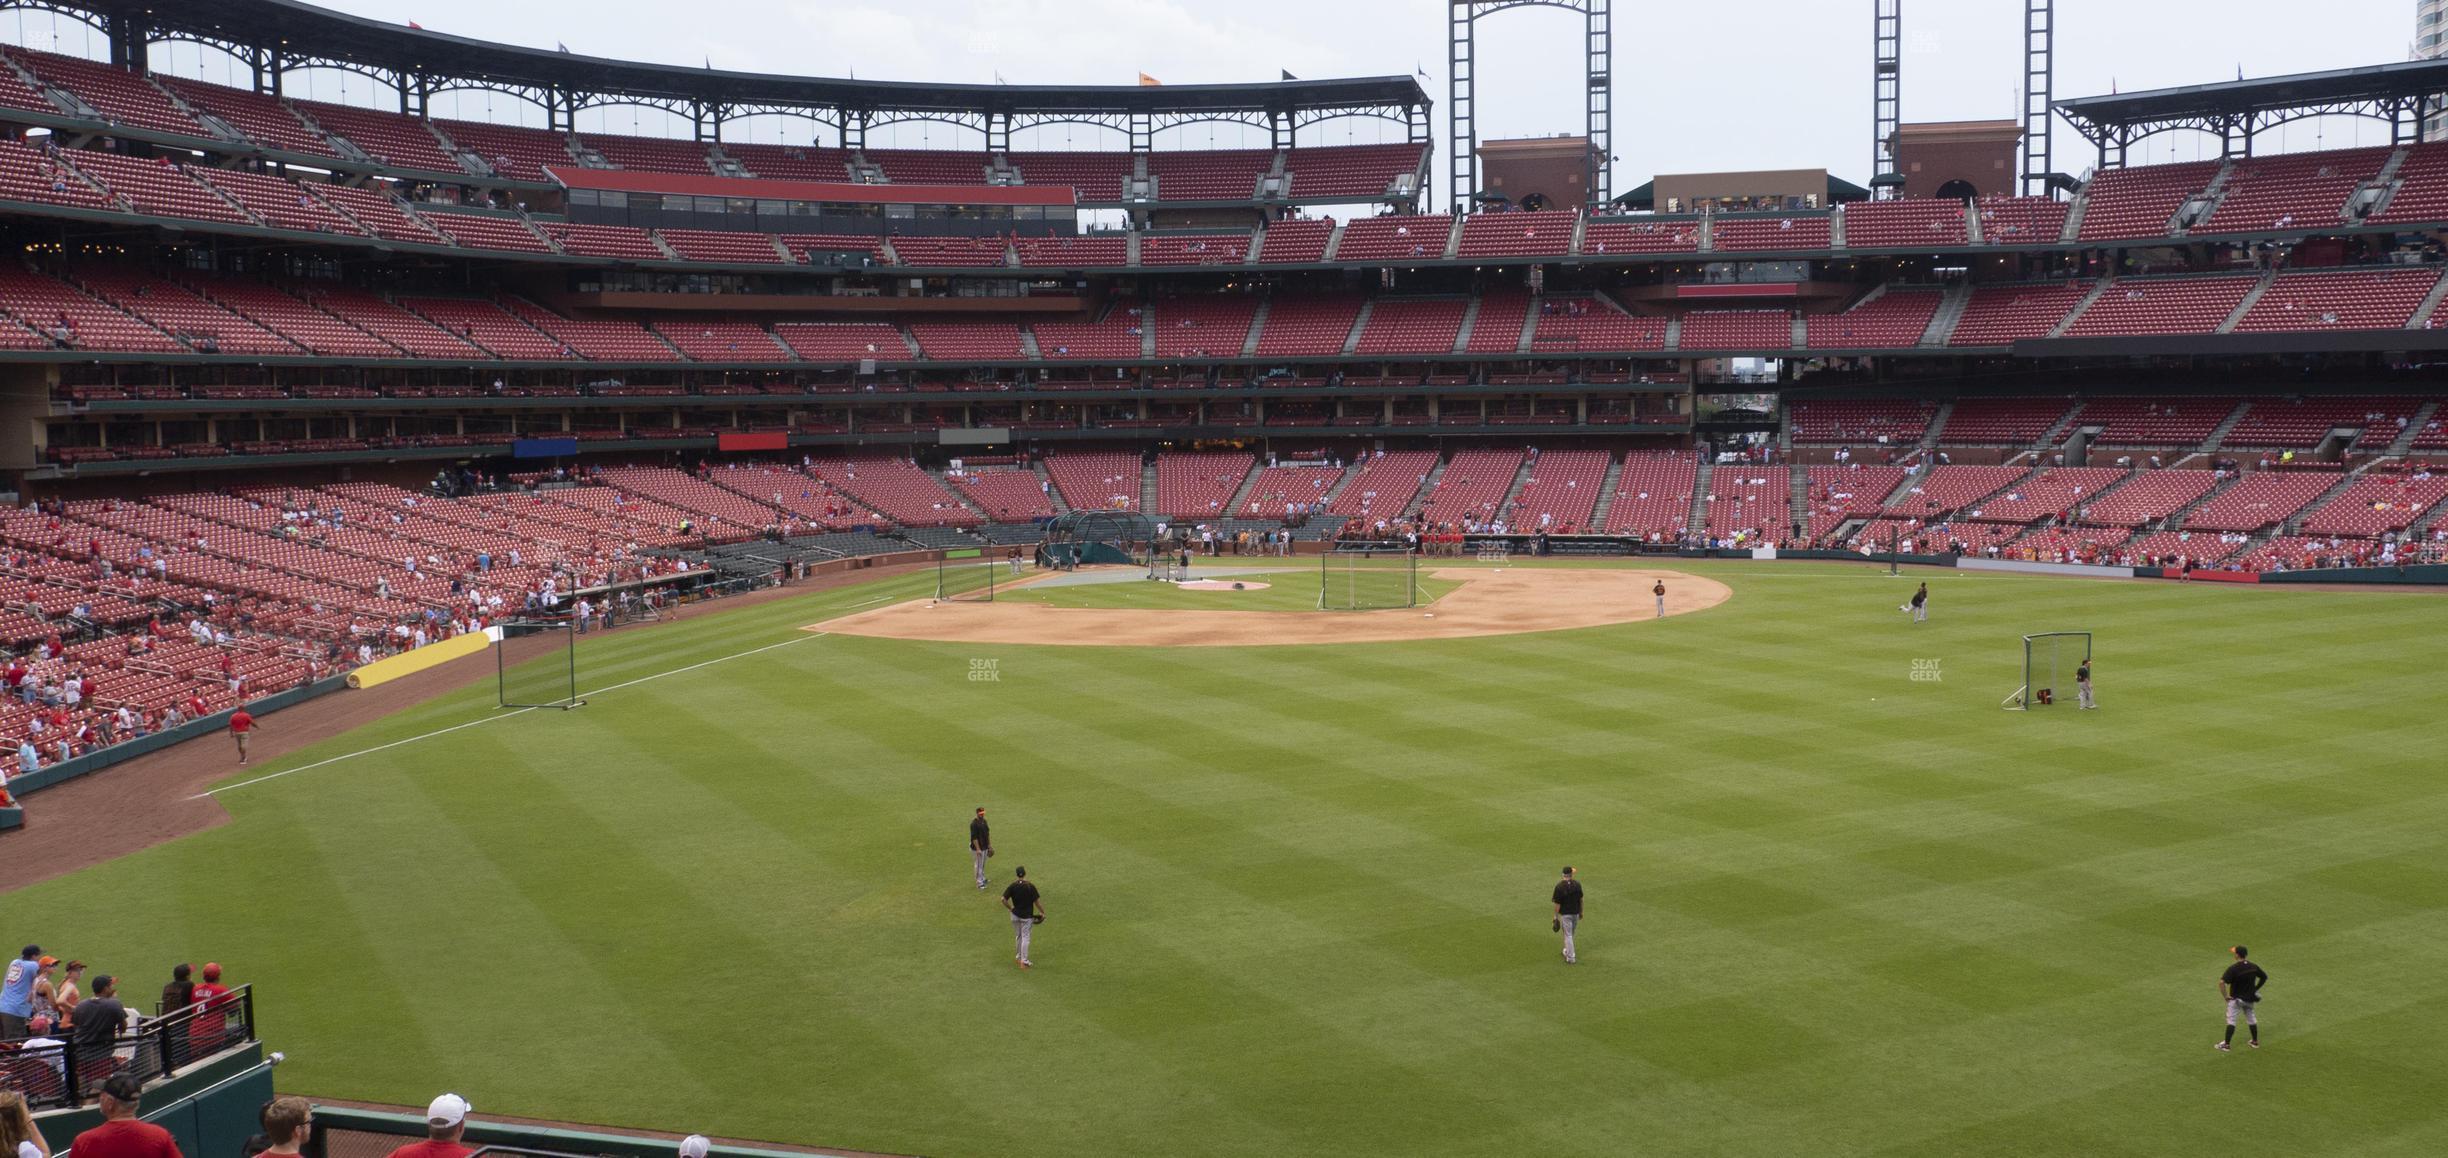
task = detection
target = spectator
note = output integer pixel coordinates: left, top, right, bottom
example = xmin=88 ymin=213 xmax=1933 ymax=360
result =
xmin=256 ymin=1095 xmax=311 ymax=1158
xmin=27 ymin=957 xmax=58 ymax=1035
xmin=53 ymin=962 xmax=82 ymax=1026
xmin=1 ymin=1088 xmax=52 ymax=1158
xmin=66 ymin=1075 xmax=178 ymax=1158
xmin=0 ymin=947 xmax=39 ymax=1039
xmin=382 ymin=1094 xmax=474 ymax=1158
xmin=189 ymin=963 xmax=233 ymax=1055
xmin=677 ymin=1138 xmax=710 ymax=1158
xmin=70 ymin=974 xmax=126 ymax=1058
xmin=158 ymin=964 xmax=193 ymax=1064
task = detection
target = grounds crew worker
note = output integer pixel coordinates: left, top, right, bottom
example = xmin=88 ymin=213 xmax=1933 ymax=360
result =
xmin=1552 ymin=867 xmax=1583 ymax=964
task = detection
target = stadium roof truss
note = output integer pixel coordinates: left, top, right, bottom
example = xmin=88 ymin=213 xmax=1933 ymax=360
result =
xmin=28 ymin=0 xmax=1431 ymax=174
xmin=2056 ymin=58 xmax=2448 ymax=168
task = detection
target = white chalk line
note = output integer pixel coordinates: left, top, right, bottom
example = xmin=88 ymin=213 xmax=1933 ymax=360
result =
xmin=200 ymin=632 xmax=829 ymax=798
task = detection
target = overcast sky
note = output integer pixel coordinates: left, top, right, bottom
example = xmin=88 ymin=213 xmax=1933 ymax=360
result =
xmin=11 ymin=0 xmax=2425 ymax=203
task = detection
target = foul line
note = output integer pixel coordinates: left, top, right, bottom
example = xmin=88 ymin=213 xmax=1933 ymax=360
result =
xmin=200 ymin=632 xmax=829 ymax=798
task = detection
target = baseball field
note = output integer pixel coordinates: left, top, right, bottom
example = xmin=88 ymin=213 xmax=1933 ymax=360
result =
xmin=4 ymin=559 xmax=2443 ymax=1158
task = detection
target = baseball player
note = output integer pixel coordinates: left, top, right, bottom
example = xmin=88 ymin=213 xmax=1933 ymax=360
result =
xmin=969 ymin=808 xmax=993 ymax=890
xmin=1652 ymin=580 xmax=1666 ymax=619
xmin=2217 ymin=945 xmax=2268 ymax=1050
xmin=1001 ymin=866 xmax=1044 ymax=969
xmin=1551 ymin=867 xmax=1583 ymax=964
xmin=2077 ymin=658 xmax=2096 ymax=710
xmin=1909 ymin=582 xmax=1929 ymax=624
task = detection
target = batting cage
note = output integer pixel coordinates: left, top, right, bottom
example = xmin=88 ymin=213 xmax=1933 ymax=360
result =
xmin=937 ymin=548 xmax=999 ymax=601
xmin=2003 ymin=631 xmax=2091 ymax=710
xmin=496 ymin=616 xmax=585 ymax=709
xmin=1039 ymin=509 xmax=1156 ymax=569
xmin=1319 ymin=542 xmax=1420 ymax=610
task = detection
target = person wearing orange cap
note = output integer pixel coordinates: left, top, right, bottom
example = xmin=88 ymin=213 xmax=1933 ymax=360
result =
xmin=27 ymin=957 xmax=59 ymax=1035
xmin=188 ymin=963 xmax=233 ymax=1057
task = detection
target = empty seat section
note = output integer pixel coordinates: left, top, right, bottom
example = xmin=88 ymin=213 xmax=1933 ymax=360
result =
xmin=1282 ymin=143 xmax=1425 ymax=200
xmin=2371 ymin=142 xmax=2448 ymax=225
xmin=1354 ymin=298 xmax=1468 ymax=355
xmin=186 ymin=277 xmax=394 ymax=357
xmin=908 ymin=321 xmax=1024 ymax=360
xmin=1255 ymin=219 xmax=1333 ymax=263
xmin=1604 ymin=452 xmax=1699 ymax=537
xmin=71 ymin=267 xmax=295 ymax=354
xmin=1148 ymin=150 xmax=1269 ymax=200
xmin=1966 ymin=467 xmax=2127 ymax=523
xmin=434 ymin=119 xmax=570 ymax=182
xmin=1702 ymin=465 xmax=1791 ymax=541
xmin=2079 ymin=397 xmax=2242 ymax=446
xmin=650 ymin=321 xmax=791 ymax=361
xmin=1947 ymin=282 xmax=2092 ymax=345
xmin=1330 ymin=450 xmax=1436 ymax=518
xmin=538 ymin=222 xmax=665 ymax=260
xmin=1033 ymin=308 xmax=1142 ymax=360
xmin=2065 ymin=275 xmax=2260 ymax=338
xmin=308 ymin=183 xmax=441 ymax=243
xmin=1937 ymin=397 xmax=2075 ymax=444
xmin=1235 ymin=465 xmax=1346 ymax=517
xmin=499 ymin=297 xmax=677 ymax=361
xmin=0 ymin=141 xmax=116 ymax=211
xmin=1418 ymin=448 xmax=1526 ymax=526
xmin=1150 ymin=297 xmax=1260 ymax=359
xmin=2076 ymin=159 xmax=2218 ymax=241
xmin=888 ymin=235 xmax=1010 ymax=267
xmin=658 ymin=229 xmax=784 ymax=264
xmin=2184 ymin=471 xmax=2339 ymax=531
xmin=777 ymin=233 xmax=886 ymax=263
xmin=60 ymin=151 xmax=249 ymax=224
xmin=1789 ymin=399 xmax=1933 ymax=445
xmin=945 ymin=467 xmax=1056 ymax=523
xmin=1679 ymin=310 xmax=1792 ymax=350
xmin=1510 ymin=449 xmax=1610 ymax=530
xmin=2197 ymin=147 xmax=2388 ymax=234
xmin=724 ymin=143 xmax=852 ymax=181
xmin=154 ymin=76 xmax=334 ymax=158
xmin=297 ymin=99 xmax=462 ymax=172
xmin=2081 ymin=470 xmax=2219 ymax=525
xmin=1014 ymin=236 xmax=1127 ymax=267
xmin=1008 ymin=151 xmax=1131 ymax=202
xmin=1465 ymin=292 xmax=1531 ymax=354
xmin=1804 ymin=291 xmax=1939 ymax=348
xmin=775 ymin=322 xmax=913 ymax=361
xmin=8 ymin=48 xmax=206 ymax=137
xmin=2222 ymin=396 xmax=2398 ymax=448
xmin=1044 ymin=452 xmax=1143 ymax=511
xmin=0 ymin=268 xmax=180 ymax=352
xmin=398 ymin=296 xmax=561 ymax=359
xmin=1842 ymin=199 xmax=1968 ymax=248
xmin=1154 ymin=451 xmax=1256 ymax=517
xmin=1140 ymin=232 xmax=1251 ymax=266
xmin=864 ymin=149 xmax=990 ymax=185
xmin=191 ymin=167 xmax=364 ymax=235
xmin=300 ymin=285 xmax=482 ymax=358
xmin=1712 ymin=214 xmax=1830 ymax=251
xmin=1885 ymin=465 xmax=2030 ymax=520
xmin=1528 ymin=295 xmax=1665 ymax=352
xmin=1253 ymin=295 xmax=1364 ymax=357
xmin=2296 ymin=473 xmax=2448 ymax=536
xmin=1456 ymin=210 xmax=1577 ymax=258
xmin=1581 ymin=216 xmax=1702 ymax=254
xmin=422 ymin=211 xmax=553 ymax=254
xmin=1975 ymin=195 xmax=2070 ymax=243
xmin=2234 ymin=268 xmax=2439 ymax=332
xmin=581 ymin=132 xmax=714 ymax=175
xmin=1333 ymin=215 xmax=1447 ymax=261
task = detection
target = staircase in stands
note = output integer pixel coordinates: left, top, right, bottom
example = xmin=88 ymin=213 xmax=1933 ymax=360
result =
xmin=1589 ymin=453 xmax=1627 ymax=531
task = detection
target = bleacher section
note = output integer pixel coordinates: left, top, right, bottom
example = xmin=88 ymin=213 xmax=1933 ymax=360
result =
xmin=1330 ymin=451 xmax=1436 ymax=520
xmin=1790 ymin=399 xmax=1933 ymax=445
xmin=2064 ymin=276 xmax=2259 ymax=337
xmin=2077 ymin=159 xmax=2219 ymax=241
xmin=1948 ymin=282 xmax=2092 ymax=346
xmin=1604 ymin=452 xmax=1698 ymax=538
xmin=1805 ymin=292 xmax=1940 ymax=348
xmin=1842 ymin=199 xmax=1967 ymax=248
xmin=1680 ymin=310 xmax=1792 ymax=350
xmin=1937 ymin=397 xmax=2075 ymax=445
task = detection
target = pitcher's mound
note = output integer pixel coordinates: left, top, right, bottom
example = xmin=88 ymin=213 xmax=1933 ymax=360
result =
xmin=812 ymin=568 xmax=1727 ymax=647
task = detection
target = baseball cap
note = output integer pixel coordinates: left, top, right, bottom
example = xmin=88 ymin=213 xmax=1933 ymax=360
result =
xmin=678 ymin=1136 xmax=711 ymax=1158
xmin=101 ymin=1073 xmax=145 ymax=1104
xmin=202 ymin=962 xmax=222 ymax=982
xmin=37 ymin=956 xmax=56 ymax=968
xmin=426 ymin=1094 xmax=471 ymax=1127
xmin=18 ymin=945 xmax=37 ymax=958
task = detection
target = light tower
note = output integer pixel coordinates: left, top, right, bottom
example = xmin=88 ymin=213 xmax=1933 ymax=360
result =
xmin=1447 ymin=0 xmax=1612 ymax=212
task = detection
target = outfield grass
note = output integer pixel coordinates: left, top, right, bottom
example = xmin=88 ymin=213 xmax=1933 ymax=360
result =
xmin=5 ymin=561 xmax=2445 ymax=1157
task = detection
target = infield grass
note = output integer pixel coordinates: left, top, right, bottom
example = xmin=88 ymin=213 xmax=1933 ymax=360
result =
xmin=4 ymin=561 xmax=2445 ymax=1158
xmin=1001 ymin=567 xmax=1460 ymax=611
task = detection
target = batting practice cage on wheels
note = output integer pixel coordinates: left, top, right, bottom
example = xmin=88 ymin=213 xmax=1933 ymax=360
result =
xmin=2003 ymin=631 xmax=2091 ymax=710
xmin=1038 ymin=510 xmax=1157 ymax=568
xmin=938 ymin=548 xmax=999 ymax=602
xmin=1320 ymin=542 xmax=1420 ymax=610
xmin=495 ymin=616 xmax=585 ymax=709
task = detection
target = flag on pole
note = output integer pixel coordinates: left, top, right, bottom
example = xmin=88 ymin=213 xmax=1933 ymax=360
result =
xmin=1416 ymin=63 xmax=1429 ymax=78
xmin=407 ymin=20 xmax=424 ymax=29
xmin=556 ymin=42 xmax=570 ymax=53
xmin=995 ymin=71 xmax=1009 ymax=85
xmin=1281 ymin=69 xmax=1298 ymax=81
xmin=1138 ymin=72 xmax=1162 ymax=86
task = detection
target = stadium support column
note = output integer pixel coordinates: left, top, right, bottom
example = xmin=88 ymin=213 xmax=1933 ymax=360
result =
xmin=2022 ymin=0 xmax=2054 ymax=195
xmin=1872 ymin=0 xmax=1901 ymax=199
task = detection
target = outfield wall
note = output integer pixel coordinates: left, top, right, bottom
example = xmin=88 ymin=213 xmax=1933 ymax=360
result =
xmin=313 ymin=1106 xmax=855 ymax=1158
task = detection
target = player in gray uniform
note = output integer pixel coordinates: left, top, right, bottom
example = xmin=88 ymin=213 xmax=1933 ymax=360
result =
xmin=1551 ymin=867 xmax=1584 ymax=964
xmin=2077 ymin=658 xmax=2096 ymax=710
xmin=969 ymin=808 xmax=993 ymax=890
xmin=1653 ymin=580 xmax=1666 ymax=619
xmin=1001 ymin=867 xmax=1044 ymax=969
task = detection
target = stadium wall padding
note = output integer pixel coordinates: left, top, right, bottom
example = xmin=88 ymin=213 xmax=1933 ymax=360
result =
xmin=32 ymin=1045 xmax=271 ymax=1154
xmin=1957 ymin=558 xmax=2137 ymax=580
xmin=3 ymin=676 xmax=347 ymax=799
xmin=2258 ymin=562 xmax=2448 ymax=585
xmin=346 ymin=631 xmax=492 ymax=689
xmin=313 ymin=1107 xmax=828 ymax=1158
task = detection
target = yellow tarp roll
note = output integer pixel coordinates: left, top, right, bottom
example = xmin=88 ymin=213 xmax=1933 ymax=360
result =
xmin=346 ymin=632 xmax=491 ymax=689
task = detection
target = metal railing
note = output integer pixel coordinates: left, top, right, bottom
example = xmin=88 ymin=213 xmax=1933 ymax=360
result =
xmin=0 ymin=984 xmax=255 ymax=1110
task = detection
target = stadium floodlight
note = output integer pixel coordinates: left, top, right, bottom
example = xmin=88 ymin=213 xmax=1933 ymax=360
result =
xmin=2003 ymin=631 xmax=2091 ymax=710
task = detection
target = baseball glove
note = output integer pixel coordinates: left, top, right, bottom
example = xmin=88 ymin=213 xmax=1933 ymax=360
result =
xmin=1032 ymin=914 xmax=1046 ymax=924
xmin=1552 ymin=918 xmax=1561 ymax=933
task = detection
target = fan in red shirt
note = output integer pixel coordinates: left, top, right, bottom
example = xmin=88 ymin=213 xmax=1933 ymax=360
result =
xmin=70 ymin=1074 xmax=183 ymax=1158
xmin=188 ymin=961 xmax=235 ymax=1053
xmin=229 ymin=709 xmax=259 ymax=765
xmin=384 ymin=1094 xmax=475 ymax=1158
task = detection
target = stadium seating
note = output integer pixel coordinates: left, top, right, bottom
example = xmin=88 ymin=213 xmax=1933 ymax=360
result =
xmin=435 ymin=118 xmax=572 ymax=182
xmin=1603 ymin=452 xmax=1699 ymax=538
xmin=189 ymin=167 xmax=364 ymax=236
xmin=1033 ymin=307 xmax=1143 ymax=360
xmin=1418 ymin=448 xmax=1526 ymax=527
xmin=863 ymin=149 xmax=991 ymax=186
xmin=1680 ymin=310 xmax=1792 ymax=351
xmin=1974 ymin=195 xmax=2070 ymax=244
xmin=1015 ymin=235 xmax=1127 ymax=267
xmin=1702 ymin=464 xmax=1791 ymax=541
xmin=2063 ymin=275 xmax=2259 ymax=337
xmin=499 ymin=297 xmax=679 ymax=361
xmin=889 ymin=235 xmax=1012 ymax=267
xmin=185 ymin=277 xmax=395 ymax=358
xmin=1149 ymin=297 xmax=1260 ymax=359
xmin=1885 ymin=465 xmax=2030 ymax=519
xmin=2221 ymin=396 xmax=2400 ymax=448
xmin=2195 ymin=147 xmax=2388 ymax=234
xmin=1154 ymin=451 xmax=1256 ymax=518
xmin=1804 ymin=291 xmax=1939 ymax=348
xmin=1043 ymin=452 xmax=1143 ymax=511
xmin=1455 ymin=210 xmax=1576 ymax=258
xmin=2184 ymin=471 xmax=2339 ymax=531
xmin=2078 ymin=397 xmax=2243 ymax=447
xmin=538 ymin=222 xmax=666 ymax=261
xmin=1580 ymin=216 xmax=1701 ymax=255
xmin=1253 ymin=296 xmax=1365 ymax=357
xmin=296 ymin=285 xmax=483 ymax=358
xmin=944 ymin=467 xmax=1056 ymax=523
xmin=581 ymin=131 xmax=715 ymax=175
xmin=296 ymin=98 xmax=463 ymax=173
xmin=70 ymin=267 xmax=295 ymax=354
xmin=1354 ymin=298 xmax=1469 ymax=355
xmin=1330 ymin=451 xmax=1436 ymax=519
xmin=2295 ymin=473 xmax=2448 ymax=536
xmin=778 ymin=233 xmax=887 ymax=264
xmin=154 ymin=76 xmax=334 ymax=158
xmin=1466 ymin=292 xmax=1531 ymax=354
xmin=1842 ymin=199 xmax=1967 ymax=248
xmin=908 ymin=321 xmax=1025 ymax=360
xmin=420 ymin=211 xmax=553 ymax=254
xmin=1140 ymin=232 xmax=1251 ymax=267
xmin=0 ymin=140 xmax=118 ymax=212
xmin=1236 ymin=464 xmax=1346 ymax=517
xmin=1963 ymin=467 xmax=2127 ymax=523
xmin=1803 ymin=464 xmax=1907 ymax=543
xmin=1937 ymin=397 xmax=2076 ymax=445
xmin=725 ymin=143 xmax=852 ymax=181
xmin=1789 ymin=399 xmax=1932 ymax=445
xmin=1006 ymin=151 xmax=1131 ymax=202
xmin=1527 ymin=295 xmax=1666 ymax=353
xmin=1503 ymin=449 xmax=1609 ymax=531
xmin=774 ymin=322 xmax=915 ymax=362
xmin=807 ymin=458 xmax=980 ymax=527
xmin=58 ymin=151 xmax=250 ymax=225
xmin=308 ymin=183 xmax=442 ymax=244
xmin=398 ymin=296 xmax=563 ymax=359
xmin=1947 ymin=282 xmax=2093 ymax=346
xmin=6 ymin=47 xmax=207 ymax=138
xmin=0 ymin=268 xmax=180 ymax=351
xmin=2371 ymin=142 xmax=2448 ymax=226
xmin=1712 ymin=214 xmax=1830 ymax=251
xmin=2078 ymin=469 xmax=2219 ymax=526
xmin=1255 ymin=219 xmax=1334 ymax=263
xmin=1333 ymin=215 xmax=1448 ymax=262
xmin=659 ymin=229 xmax=787 ymax=264
xmin=650 ymin=320 xmax=794 ymax=362
xmin=1281 ymin=143 xmax=1425 ymax=201
xmin=1147 ymin=150 xmax=1269 ymax=201
xmin=2077 ymin=159 xmax=2219 ymax=241
xmin=2232 ymin=268 xmax=2439 ymax=332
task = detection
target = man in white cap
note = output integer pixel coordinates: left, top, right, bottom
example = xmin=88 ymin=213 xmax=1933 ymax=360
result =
xmin=382 ymin=1094 xmax=473 ymax=1158
xmin=678 ymin=1136 xmax=712 ymax=1158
